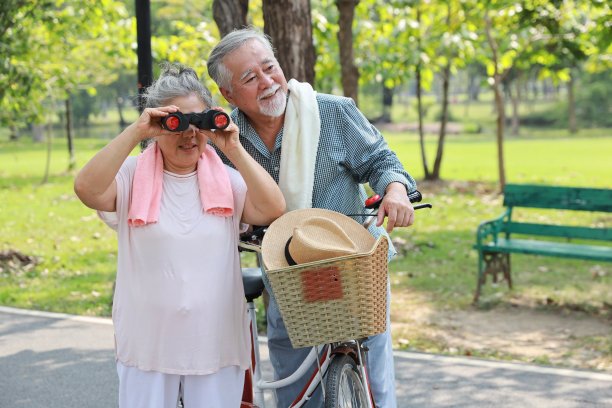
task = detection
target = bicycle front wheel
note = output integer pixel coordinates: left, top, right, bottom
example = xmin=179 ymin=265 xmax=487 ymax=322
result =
xmin=325 ymin=354 xmax=369 ymax=408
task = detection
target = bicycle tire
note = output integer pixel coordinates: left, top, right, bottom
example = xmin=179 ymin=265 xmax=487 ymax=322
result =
xmin=325 ymin=354 xmax=369 ymax=408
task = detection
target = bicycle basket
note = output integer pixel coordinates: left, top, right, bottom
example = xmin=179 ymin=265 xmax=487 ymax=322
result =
xmin=265 ymin=236 xmax=389 ymax=348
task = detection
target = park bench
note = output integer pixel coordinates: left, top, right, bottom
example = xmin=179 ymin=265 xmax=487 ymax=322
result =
xmin=473 ymin=184 xmax=612 ymax=302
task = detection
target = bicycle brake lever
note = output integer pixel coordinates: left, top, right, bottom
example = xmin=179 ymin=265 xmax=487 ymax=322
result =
xmin=346 ymin=203 xmax=432 ymax=217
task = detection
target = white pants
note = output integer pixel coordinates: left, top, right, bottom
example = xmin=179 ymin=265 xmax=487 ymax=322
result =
xmin=117 ymin=362 xmax=245 ymax=408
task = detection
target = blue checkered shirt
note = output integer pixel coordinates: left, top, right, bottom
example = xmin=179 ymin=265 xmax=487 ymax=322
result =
xmin=214 ymin=93 xmax=417 ymax=257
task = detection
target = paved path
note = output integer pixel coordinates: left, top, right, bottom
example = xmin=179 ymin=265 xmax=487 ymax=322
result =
xmin=1 ymin=306 xmax=611 ymax=407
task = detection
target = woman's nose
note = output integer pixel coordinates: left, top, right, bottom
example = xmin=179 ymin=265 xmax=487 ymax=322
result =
xmin=182 ymin=125 xmax=197 ymax=136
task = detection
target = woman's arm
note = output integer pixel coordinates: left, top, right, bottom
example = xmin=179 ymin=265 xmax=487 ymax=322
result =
xmin=74 ymin=106 xmax=178 ymax=212
xmin=205 ymin=112 xmax=285 ymax=226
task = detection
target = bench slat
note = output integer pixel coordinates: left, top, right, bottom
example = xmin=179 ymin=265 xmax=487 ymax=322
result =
xmin=505 ymin=222 xmax=612 ymax=241
xmin=481 ymin=238 xmax=612 ymax=262
xmin=503 ymin=184 xmax=612 ymax=212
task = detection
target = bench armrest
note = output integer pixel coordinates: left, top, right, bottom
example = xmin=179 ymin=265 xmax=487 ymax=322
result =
xmin=476 ymin=208 xmax=511 ymax=247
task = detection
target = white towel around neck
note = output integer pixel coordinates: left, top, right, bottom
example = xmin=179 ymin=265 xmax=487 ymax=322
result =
xmin=278 ymin=79 xmax=321 ymax=211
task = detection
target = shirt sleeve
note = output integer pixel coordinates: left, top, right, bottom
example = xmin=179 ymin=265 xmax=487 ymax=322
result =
xmin=98 ymin=157 xmax=137 ymax=230
xmin=339 ymin=97 xmax=417 ymax=195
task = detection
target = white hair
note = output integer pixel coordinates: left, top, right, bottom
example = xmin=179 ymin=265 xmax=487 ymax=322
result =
xmin=207 ymin=28 xmax=275 ymax=90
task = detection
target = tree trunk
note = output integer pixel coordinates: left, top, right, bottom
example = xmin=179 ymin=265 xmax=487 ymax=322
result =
xmin=262 ymin=0 xmax=315 ymax=85
xmin=212 ymin=0 xmax=249 ymax=37
xmin=493 ymin=79 xmax=506 ymax=192
xmin=32 ymin=125 xmax=44 ymax=142
xmin=568 ymin=69 xmax=577 ymax=134
xmin=468 ymin=72 xmax=480 ymax=101
xmin=65 ymin=97 xmax=75 ymax=171
xmin=336 ymin=0 xmax=360 ymax=105
xmin=432 ymin=63 xmax=450 ymax=180
xmin=10 ymin=125 xmax=19 ymax=140
xmin=415 ymin=6 xmax=429 ymax=179
xmin=431 ymin=2 xmax=452 ymax=181
xmin=416 ymin=66 xmax=430 ymax=179
xmin=485 ymin=11 xmax=506 ymax=193
xmin=381 ymin=85 xmax=393 ymax=123
xmin=510 ymin=77 xmax=520 ymax=136
xmin=42 ymin=115 xmax=53 ymax=184
xmin=116 ymin=95 xmax=127 ymax=129
xmin=531 ymin=80 xmax=538 ymax=101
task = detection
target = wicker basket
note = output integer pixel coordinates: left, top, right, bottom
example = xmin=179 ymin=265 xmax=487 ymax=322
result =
xmin=265 ymin=236 xmax=389 ymax=349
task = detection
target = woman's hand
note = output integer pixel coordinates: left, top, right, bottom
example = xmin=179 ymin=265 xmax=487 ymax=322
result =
xmin=131 ymin=105 xmax=180 ymax=141
xmin=202 ymin=108 xmax=241 ymax=157
xmin=74 ymin=104 xmax=178 ymax=212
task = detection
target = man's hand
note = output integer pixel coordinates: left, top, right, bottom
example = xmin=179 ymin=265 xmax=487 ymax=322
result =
xmin=376 ymin=182 xmax=415 ymax=232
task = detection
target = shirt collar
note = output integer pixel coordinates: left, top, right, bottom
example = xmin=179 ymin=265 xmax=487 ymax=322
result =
xmin=232 ymin=108 xmax=284 ymax=157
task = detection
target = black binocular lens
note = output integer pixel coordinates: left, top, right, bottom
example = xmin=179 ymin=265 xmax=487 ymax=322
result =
xmin=162 ymin=110 xmax=230 ymax=132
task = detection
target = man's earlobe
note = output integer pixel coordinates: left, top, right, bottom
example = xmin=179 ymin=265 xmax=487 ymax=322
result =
xmin=220 ymin=87 xmax=234 ymax=105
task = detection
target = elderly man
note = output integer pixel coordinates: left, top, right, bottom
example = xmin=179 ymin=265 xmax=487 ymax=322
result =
xmin=207 ymin=28 xmax=417 ymax=407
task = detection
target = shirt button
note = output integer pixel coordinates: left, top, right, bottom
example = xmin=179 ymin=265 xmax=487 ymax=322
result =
xmin=274 ymin=166 xmax=279 ymax=171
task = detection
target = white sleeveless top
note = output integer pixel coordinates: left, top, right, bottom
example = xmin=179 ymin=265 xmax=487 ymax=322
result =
xmin=99 ymin=156 xmax=250 ymax=375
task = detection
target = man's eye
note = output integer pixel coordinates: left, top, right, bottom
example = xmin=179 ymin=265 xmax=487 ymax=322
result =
xmin=266 ymin=65 xmax=274 ymax=71
xmin=245 ymin=76 xmax=255 ymax=83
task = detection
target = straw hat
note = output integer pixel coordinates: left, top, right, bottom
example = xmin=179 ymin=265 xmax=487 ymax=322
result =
xmin=261 ymin=208 xmax=376 ymax=270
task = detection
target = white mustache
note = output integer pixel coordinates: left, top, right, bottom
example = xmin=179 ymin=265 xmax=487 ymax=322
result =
xmin=258 ymin=84 xmax=280 ymax=100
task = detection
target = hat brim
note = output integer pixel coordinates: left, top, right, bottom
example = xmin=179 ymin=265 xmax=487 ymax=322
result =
xmin=261 ymin=208 xmax=377 ymax=271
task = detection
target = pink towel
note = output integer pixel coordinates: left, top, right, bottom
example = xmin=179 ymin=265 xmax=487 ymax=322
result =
xmin=128 ymin=142 xmax=233 ymax=226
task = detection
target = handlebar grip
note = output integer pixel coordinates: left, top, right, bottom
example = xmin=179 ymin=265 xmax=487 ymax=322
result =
xmin=365 ymin=189 xmax=423 ymax=210
xmin=408 ymin=190 xmax=422 ymax=203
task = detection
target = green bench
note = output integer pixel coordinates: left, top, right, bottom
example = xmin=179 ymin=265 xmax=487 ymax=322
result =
xmin=473 ymin=184 xmax=612 ymax=302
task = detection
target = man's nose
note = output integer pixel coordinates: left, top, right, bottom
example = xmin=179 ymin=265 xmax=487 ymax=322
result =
xmin=259 ymin=73 xmax=275 ymax=89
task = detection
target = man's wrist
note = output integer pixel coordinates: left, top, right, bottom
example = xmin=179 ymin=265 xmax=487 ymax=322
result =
xmin=385 ymin=181 xmax=408 ymax=195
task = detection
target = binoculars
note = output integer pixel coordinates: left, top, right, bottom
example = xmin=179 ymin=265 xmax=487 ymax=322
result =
xmin=162 ymin=110 xmax=230 ymax=132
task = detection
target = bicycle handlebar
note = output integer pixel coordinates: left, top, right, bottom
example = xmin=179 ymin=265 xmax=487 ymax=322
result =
xmin=239 ymin=190 xmax=431 ymax=251
xmin=365 ymin=189 xmax=422 ymax=210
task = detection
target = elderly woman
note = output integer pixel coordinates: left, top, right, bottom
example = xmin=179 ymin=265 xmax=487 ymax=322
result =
xmin=74 ymin=63 xmax=285 ymax=408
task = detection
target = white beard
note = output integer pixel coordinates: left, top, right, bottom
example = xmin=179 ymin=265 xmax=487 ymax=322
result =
xmin=258 ymin=86 xmax=287 ymax=117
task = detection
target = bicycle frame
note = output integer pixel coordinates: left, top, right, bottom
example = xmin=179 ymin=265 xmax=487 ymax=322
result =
xmin=241 ymin=256 xmax=375 ymax=408
xmin=246 ymin=295 xmax=333 ymax=407
xmin=240 ymin=190 xmax=431 ymax=408
xmin=244 ymin=295 xmax=373 ymax=408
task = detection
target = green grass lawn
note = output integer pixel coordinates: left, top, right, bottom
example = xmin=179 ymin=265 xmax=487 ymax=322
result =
xmin=2 ymin=112 xmax=611 ymax=370
xmin=387 ymin=132 xmax=612 ymax=187
xmin=2 ymin=125 xmax=610 ymax=317
xmin=2 ymin=99 xmax=612 ymax=364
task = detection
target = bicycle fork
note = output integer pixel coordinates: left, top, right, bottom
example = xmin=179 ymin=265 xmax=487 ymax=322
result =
xmin=355 ymin=341 xmax=375 ymax=408
xmin=330 ymin=341 xmax=375 ymax=408
xmin=247 ymin=301 xmax=333 ymax=408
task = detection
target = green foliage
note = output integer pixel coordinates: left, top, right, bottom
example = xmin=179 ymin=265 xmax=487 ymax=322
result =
xmin=70 ymin=90 xmax=97 ymax=126
xmin=311 ymin=0 xmax=341 ymax=93
xmin=573 ymin=76 xmax=612 ymax=127
xmin=517 ymin=73 xmax=612 ymax=129
xmin=0 ymin=0 xmax=134 ymax=129
xmin=145 ymin=0 xmax=223 ymax=99
xmin=432 ymin=105 xmax=456 ymax=122
xmin=0 ymin=0 xmax=55 ymax=126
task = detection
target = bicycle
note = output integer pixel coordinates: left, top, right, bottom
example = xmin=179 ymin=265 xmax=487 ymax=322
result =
xmin=238 ymin=191 xmax=431 ymax=408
